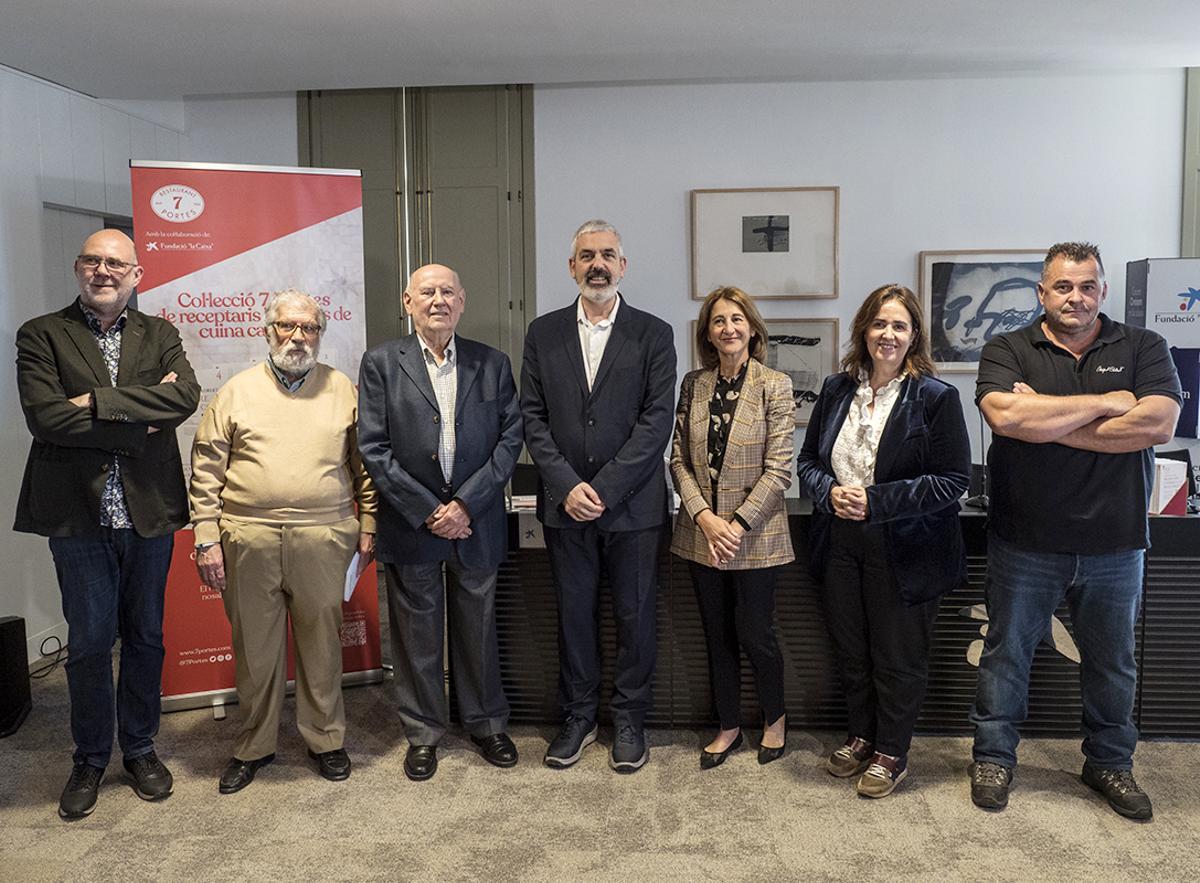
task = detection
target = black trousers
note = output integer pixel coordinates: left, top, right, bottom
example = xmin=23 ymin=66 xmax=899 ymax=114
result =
xmin=689 ymin=561 xmax=786 ymax=731
xmin=544 ymin=524 xmax=661 ymax=728
xmin=822 ymin=519 xmax=938 ymax=757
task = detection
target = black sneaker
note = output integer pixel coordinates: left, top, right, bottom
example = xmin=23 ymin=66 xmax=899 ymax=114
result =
xmin=59 ymin=763 xmax=105 ymax=819
xmin=544 ymin=715 xmax=598 ymax=769
xmin=970 ymin=761 xmax=1013 ymax=810
xmin=1082 ymin=762 xmax=1153 ymax=820
xmin=123 ymin=751 xmax=174 ymax=801
xmin=610 ymin=724 xmax=648 ymax=773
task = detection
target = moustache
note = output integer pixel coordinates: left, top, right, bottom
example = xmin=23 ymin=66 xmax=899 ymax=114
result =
xmin=586 ymin=270 xmax=611 ymax=282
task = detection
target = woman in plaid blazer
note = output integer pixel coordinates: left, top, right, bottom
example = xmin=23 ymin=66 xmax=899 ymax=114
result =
xmin=670 ymin=286 xmax=795 ymax=769
xmin=796 ymin=284 xmax=970 ymax=799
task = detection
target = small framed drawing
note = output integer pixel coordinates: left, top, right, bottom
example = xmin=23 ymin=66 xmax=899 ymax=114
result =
xmin=691 ymin=187 xmax=839 ymax=300
xmin=918 ymin=249 xmax=1045 ymax=372
xmin=765 ymin=318 xmax=840 ymax=426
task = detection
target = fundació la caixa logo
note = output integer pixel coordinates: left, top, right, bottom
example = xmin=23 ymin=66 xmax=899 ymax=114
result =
xmin=1178 ymin=287 xmax=1200 ymax=311
xmin=150 ymin=184 xmax=205 ymax=223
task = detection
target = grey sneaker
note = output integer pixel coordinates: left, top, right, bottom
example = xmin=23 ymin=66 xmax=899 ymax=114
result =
xmin=828 ymin=736 xmax=874 ymax=778
xmin=59 ymin=763 xmax=104 ymax=819
xmin=123 ymin=751 xmax=173 ymax=800
xmin=970 ymin=761 xmax=1013 ymax=810
xmin=1081 ymin=762 xmax=1153 ymax=820
xmin=610 ymin=724 xmax=648 ymax=773
xmin=544 ymin=715 xmax=598 ymax=769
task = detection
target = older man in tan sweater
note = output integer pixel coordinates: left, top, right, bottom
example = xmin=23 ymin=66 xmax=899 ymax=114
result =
xmin=190 ymin=289 xmax=376 ymax=793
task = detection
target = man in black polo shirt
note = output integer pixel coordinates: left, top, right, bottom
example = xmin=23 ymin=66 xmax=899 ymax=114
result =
xmin=968 ymin=242 xmax=1181 ymax=820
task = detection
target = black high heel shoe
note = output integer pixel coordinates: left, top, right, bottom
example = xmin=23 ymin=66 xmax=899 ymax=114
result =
xmin=700 ymin=732 xmax=744 ymax=769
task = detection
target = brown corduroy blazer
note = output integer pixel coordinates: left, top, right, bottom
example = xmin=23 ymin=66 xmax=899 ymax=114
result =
xmin=669 ymin=358 xmax=795 ymax=569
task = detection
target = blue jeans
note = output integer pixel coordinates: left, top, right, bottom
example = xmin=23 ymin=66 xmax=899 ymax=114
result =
xmin=49 ymin=530 xmax=174 ymax=768
xmin=970 ymin=533 xmax=1144 ymax=770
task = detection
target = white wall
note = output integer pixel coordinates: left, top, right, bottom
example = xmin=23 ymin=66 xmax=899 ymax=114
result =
xmin=0 ymin=69 xmax=298 ymax=664
xmin=533 ymin=71 xmax=1188 ymax=464
xmin=184 ymin=94 xmax=299 ymax=167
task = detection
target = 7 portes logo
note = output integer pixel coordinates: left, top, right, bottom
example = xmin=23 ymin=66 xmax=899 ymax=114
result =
xmin=150 ymin=184 xmax=205 ymax=223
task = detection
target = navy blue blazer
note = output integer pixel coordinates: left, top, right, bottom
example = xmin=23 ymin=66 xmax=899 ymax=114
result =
xmin=520 ymin=296 xmax=676 ymax=531
xmin=357 ymin=333 xmax=522 ymax=569
xmin=796 ymin=372 xmax=970 ymax=605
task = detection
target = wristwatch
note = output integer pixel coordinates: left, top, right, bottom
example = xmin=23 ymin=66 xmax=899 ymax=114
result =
xmin=195 ymin=542 xmax=217 ymax=554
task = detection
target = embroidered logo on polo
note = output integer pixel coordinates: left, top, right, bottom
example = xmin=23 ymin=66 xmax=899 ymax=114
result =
xmin=1095 ymin=365 xmax=1125 ymax=373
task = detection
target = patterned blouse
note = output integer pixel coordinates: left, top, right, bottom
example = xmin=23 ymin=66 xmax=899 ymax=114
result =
xmin=830 ymin=371 xmax=906 ymax=489
xmin=706 ymin=360 xmax=749 ymax=482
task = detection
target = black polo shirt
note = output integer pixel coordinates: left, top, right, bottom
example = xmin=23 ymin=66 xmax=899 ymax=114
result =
xmin=976 ymin=314 xmax=1182 ymax=554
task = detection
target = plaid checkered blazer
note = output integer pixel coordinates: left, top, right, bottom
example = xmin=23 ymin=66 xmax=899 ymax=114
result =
xmin=669 ymin=358 xmax=795 ymax=569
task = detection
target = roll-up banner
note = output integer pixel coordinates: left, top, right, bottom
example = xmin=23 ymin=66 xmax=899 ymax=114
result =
xmin=130 ymin=161 xmax=382 ymax=712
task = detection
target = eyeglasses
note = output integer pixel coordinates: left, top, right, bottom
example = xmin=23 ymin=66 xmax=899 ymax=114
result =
xmin=272 ymin=320 xmax=322 ymax=338
xmin=77 ymin=255 xmax=137 ymax=275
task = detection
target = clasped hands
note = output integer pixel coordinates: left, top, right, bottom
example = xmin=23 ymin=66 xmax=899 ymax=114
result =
xmin=68 ymin=370 xmax=178 ymax=434
xmin=564 ymin=481 xmax=606 ymax=522
xmin=831 ymin=485 xmax=868 ymax=521
xmin=427 ymin=500 xmax=472 ymax=539
xmin=696 ymin=509 xmax=744 ymax=567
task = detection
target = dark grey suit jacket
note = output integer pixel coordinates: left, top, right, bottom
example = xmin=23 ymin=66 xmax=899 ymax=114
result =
xmin=357 ymin=333 xmax=522 ymax=569
xmin=14 ymin=301 xmax=200 ymax=538
xmin=520 ymin=295 xmax=676 ymax=531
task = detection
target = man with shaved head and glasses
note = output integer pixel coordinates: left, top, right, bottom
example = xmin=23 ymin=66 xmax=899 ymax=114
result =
xmin=189 ymin=289 xmax=377 ymax=795
xmin=16 ymin=229 xmax=200 ymax=819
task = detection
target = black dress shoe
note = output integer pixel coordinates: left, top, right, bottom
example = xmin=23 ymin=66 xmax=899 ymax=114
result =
xmin=218 ymin=754 xmax=275 ymax=794
xmin=308 ymin=748 xmax=352 ymax=781
xmin=700 ymin=732 xmax=743 ymax=770
xmin=758 ymin=739 xmax=786 ymax=765
xmin=404 ymin=745 xmax=437 ymax=782
xmin=471 ymin=733 xmax=519 ymax=768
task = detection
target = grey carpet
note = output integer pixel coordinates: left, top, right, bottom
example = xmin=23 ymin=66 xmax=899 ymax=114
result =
xmin=2 ymin=659 xmax=1197 ymax=882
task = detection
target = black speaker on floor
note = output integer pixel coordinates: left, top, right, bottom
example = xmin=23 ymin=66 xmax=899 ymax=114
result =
xmin=0 ymin=616 xmax=32 ymax=738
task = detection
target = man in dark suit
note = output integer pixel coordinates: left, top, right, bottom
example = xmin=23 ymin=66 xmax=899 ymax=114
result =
xmin=521 ymin=219 xmax=676 ymax=773
xmin=358 ymin=263 xmax=523 ymax=782
xmin=15 ymin=229 xmax=200 ymax=819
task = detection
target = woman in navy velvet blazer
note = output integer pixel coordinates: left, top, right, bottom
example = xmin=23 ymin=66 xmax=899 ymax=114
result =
xmin=796 ymin=283 xmax=969 ymax=798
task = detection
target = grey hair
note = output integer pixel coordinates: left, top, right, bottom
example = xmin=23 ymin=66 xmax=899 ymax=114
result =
xmin=263 ymin=289 xmax=327 ymax=333
xmin=570 ymin=219 xmax=623 ymax=258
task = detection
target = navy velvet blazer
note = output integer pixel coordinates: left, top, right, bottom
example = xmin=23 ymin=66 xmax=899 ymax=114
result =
xmin=796 ymin=372 xmax=970 ymax=605
xmin=520 ymin=296 xmax=676 ymax=531
xmin=357 ymin=333 xmax=523 ymax=569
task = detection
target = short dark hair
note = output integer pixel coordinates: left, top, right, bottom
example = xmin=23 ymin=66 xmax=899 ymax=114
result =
xmin=694 ymin=286 xmax=769 ymax=370
xmin=840 ymin=284 xmax=935 ymax=379
xmin=1043 ymin=242 xmax=1104 ymax=280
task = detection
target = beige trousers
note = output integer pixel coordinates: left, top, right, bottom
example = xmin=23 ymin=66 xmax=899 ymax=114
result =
xmin=219 ymin=516 xmax=359 ymax=761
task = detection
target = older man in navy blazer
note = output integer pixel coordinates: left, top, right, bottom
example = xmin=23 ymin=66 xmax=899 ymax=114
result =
xmin=358 ymin=263 xmax=523 ymax=782
xmin=521 ymin=220 xmax=676 ymax=773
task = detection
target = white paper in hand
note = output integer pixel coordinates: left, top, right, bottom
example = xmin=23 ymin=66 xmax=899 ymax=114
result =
xmin=344 ymin=552 xmax=363 ymax=603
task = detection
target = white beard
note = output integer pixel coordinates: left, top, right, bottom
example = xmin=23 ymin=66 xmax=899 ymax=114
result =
xmin=270 ymin=339 xmax=318 ymax=375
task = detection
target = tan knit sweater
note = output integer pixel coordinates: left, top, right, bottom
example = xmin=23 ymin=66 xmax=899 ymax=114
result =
xmin=189 ymin=361 xmax=377 ymax=544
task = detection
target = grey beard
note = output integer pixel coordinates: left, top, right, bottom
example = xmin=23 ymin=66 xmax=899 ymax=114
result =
xmin=579 ymin=282 xmax=619 ymax=304
xmin=272 ymin=345 xmax=317 ymax=376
